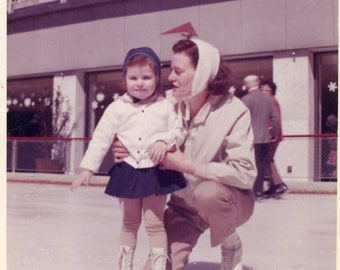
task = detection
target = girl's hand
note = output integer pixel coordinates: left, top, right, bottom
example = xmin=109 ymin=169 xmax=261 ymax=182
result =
xmin=70 ymin=170 xmax=93 ymax=191
xmin=161 ymin=145 xmax=195 ymax=175
xmin=149 ymin=141 xmax=167 ymax=164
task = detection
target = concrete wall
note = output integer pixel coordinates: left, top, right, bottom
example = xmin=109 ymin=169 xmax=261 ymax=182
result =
xmin=7 ymin=0 xmax=338 ymax=77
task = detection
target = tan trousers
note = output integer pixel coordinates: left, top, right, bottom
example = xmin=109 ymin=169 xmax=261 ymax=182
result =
xmin=143 ymin=180 xmax=254 ymax=270
xmin=165 ymin=181 xmax=254 ymax=270
xmin=119 ymin=194 xmax=167 ymax=249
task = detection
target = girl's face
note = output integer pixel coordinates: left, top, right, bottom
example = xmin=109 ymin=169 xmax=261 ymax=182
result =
xmin=125 ymin=64 xmax=157 ymax=100
xmin=168 ymin=52 xmax=196 ymax=100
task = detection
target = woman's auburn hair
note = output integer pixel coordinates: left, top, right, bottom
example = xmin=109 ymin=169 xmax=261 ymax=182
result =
xmin=172 ymin=39 xmax=234 ymax=96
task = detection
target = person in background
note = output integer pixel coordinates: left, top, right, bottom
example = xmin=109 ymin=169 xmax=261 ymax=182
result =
xmin=71 ymin=47 xmax=187 ymax=270
xmin=113 ymin=38 xmax=256 ymax=270
xmin=323 ymin=114 xmax=338 ymax=180
xmin=261 ymin=80 xmax=288 ymax=198
xmin=241 ymin=75 xmax=279 ymax=200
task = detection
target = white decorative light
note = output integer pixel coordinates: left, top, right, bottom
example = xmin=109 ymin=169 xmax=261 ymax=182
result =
xmin=113 ymin=93 xmax=120 ymax=101
xmin=44 ymin=97 xmax=51 ymax=106
xmin=229 ymin=86 xmax=236 ymax=94
xmin=24 ymin=98 xmax=31 ymax=107
xmin=328 ymin=81 xmax=338 ymax=92
xmin=92 ymin=101 xmax=98 ymax=110
xmin=7 ymin=98 xmax=12 ymax=106
xmin=96 ymin=92 xmax=105 ymax=102
xmin=12 ymin=99 xmax=18 ymax=105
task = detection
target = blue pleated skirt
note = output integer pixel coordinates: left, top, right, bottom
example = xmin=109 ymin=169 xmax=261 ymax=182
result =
xmin=105 ymin=162 xmax=187 ymax=198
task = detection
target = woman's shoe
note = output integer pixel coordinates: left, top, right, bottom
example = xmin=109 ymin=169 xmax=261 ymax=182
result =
xmin=271 ymin=183 xmax=288 ymax=198
xmin=220 ymin=233 xmax=243 ymax=270
xmin=264 ymin=183 xmax=288 ymax=199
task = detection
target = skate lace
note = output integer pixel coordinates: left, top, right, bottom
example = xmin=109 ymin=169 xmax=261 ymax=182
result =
xmin=151 ymin=252 xmax=168 ymax=270
xmin=118 ymin=247 xmax=133 ymax=270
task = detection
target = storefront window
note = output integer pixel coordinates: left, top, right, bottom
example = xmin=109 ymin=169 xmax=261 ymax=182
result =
xmin=7 ymin=77 xmax=54 ymax=172
xmin=316 ymin=53 xmax=338 ymax=134
xmin=316 ymin=52 xmax=338 ymax=181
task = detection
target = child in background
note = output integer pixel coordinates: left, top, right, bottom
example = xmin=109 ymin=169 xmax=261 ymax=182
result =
xmin=71 ymin=47 xmax=187 ymax=270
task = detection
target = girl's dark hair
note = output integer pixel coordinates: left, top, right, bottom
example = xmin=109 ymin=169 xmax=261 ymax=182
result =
xmin=261 ymin=80 xmax=277 ymax=95
xmin=125 ymin=54 xmax=158 ymax=77
xmin=172 ymin=39 xmax=234 ymax=96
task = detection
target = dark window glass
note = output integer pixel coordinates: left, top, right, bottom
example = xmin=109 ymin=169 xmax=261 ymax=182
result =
xmin=7 ymin=77 xmax=54 ymax=137
xmin=225 ymin=57 xmax=273 ymax=98
xmin=316 ymin=53 xmax=338 ymax=134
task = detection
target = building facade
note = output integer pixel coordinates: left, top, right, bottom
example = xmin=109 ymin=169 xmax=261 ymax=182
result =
xmin=7 ymin=0 xmax=338 ymax=180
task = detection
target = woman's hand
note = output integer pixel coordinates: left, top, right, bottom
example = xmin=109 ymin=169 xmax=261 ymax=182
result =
xmin=149 ymin=141 xmax=167 ymax=164
xmin=70 ymin=169 xmax=93 ymax=191
xmin=161 ymin=145 xmax=195 ymax=175
xmin=112 ymin=136 xmax=129 ymax=163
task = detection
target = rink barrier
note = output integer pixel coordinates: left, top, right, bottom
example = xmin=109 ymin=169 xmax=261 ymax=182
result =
xmin=7 ymin=134 xmax=338 ymax=181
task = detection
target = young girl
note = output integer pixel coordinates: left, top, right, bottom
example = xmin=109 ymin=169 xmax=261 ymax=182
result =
xmin=71 ymin=47 xmax=186 ymax=270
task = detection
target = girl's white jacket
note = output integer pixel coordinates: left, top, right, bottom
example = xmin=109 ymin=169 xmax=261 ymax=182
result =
xmin=79 ymin=93 xmax=186 ymax=172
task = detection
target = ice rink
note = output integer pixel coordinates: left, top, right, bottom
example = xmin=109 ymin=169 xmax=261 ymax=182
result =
xmin=7 ymin=182 xmax=337 ymax=270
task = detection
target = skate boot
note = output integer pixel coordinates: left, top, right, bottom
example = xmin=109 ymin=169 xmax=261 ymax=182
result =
xmin=150 ymin=247 xmax=167 ymax=270
xmin=118 ymin=246 xmax=134 ymax=270
xmin=220 ymin=233 xmax=242 ymax=270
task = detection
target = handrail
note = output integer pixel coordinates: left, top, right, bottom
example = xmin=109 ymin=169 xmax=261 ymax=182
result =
xmin=7 ymin=136 xmax=92 ymax=141
xmin=282 ymin=134 xmax=337 ymax=138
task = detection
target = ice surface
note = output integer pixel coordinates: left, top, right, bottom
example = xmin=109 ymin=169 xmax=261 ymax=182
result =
xmin=7 ymin=183 xmax=337 ymax=270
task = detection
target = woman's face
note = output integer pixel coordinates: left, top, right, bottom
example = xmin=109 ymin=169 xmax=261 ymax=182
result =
xmin=125 ymin=64 xmax=157 ymax=100
xmin=168 ymin=52 xmax=196 ymax=99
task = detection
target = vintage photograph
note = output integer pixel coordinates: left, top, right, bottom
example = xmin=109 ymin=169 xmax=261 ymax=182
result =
xmin=5 ymin=0 xmax=337 ymax=269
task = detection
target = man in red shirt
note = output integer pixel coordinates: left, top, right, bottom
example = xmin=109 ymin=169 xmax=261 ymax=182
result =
xmin=261 ymin=80 xmax=288 ymax=198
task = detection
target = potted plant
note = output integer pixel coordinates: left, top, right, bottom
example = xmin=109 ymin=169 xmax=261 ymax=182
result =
xmin=34 ymin=85 xmax=74 ymax=173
